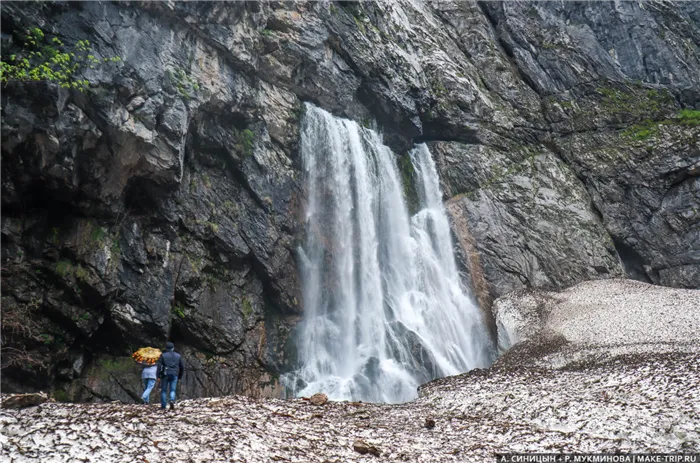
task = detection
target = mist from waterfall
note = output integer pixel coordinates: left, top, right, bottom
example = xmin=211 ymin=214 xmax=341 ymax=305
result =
xmin=282 ymin=103 xmax=494 ymax=403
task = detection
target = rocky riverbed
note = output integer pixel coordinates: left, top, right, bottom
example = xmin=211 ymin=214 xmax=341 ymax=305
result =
xmin=2 ymin=280 xmax=698 ymax=462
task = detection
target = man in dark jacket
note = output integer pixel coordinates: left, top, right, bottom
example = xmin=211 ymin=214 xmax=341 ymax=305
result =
xmin=157 ymin=342 xmax=184 ymax=410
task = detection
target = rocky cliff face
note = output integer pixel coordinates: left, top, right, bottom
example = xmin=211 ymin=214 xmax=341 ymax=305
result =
xmin=1 ymin=1 xmax=698 ymax=401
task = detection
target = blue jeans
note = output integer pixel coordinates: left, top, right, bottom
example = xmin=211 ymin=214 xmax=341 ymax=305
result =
xmin=160 ymin=375 xmax=178 ymax=408
xmin=141 ymin=378 xmax=156 ymax=403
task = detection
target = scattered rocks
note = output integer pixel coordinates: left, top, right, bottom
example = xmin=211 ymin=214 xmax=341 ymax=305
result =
xmin=2 ymin=352 xmax=696 ymax=463
xmin=2 ymin=278 xmax=699 ymax=462
xmin=309 ymin=393 xmax=328 ymax=406
xmin=353 ymin=439 xmax=381 ymax=457
xmin=1 ymin=392 xmax=49 ymax=409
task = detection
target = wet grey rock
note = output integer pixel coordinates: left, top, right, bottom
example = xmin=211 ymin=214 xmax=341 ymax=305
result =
xmin=1 ymin=1 xmax=306 ymax=399
xmin=552 ymin=125 xmax=700 ymax=288
xmin=435 ymin=142 xmax=625 ymax=302
xmin=1 ymin=392 xmax=48 ymax=409
xmin=481 ymin=1 xmax=700 ymax=93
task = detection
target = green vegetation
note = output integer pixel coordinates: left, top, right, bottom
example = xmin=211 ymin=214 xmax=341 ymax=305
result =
xmin=0 ymin=27 xmax=121 ymax=90
xmin=558 ymin=100 xmax=574 ymax=110
xmin=202 ymin=173 xmax=212 ymax=188
xmin=290 ymin=105 xmax=303 ymax=123
xmin=485 ymin=149 xmax=539 ymax=188
xmin=172 ymin=302 xmax=186 ymax=320
xmin=55 ymin=260 xmax=72 ymax=277
xmin=99 ymin=357 xmax=133 ymax=380
xmin=622 ymin=109 xmax=700 ymax=141
xmin=454 ymin=147 xmax=542 ymax=201
xmin=622 ymin=120 xmax=657 ymax=140
xmin=50 ymin=227 xmax=59 ymax=244
xmin=237 ymin=128 xmax=255 ymax=157
xmin=54 ymin=258 xmax=94 ymax=285
xmin=202 ymin=272 xmax=220 ymax=291
xmin=678 ymin=109 xmax=700 ymax=124
xmin=74 ymin=265 xmax=89 ymax=282
xmin=432 ymin=80 xmax=447 ymax=97
xmin=110 ymin=234 xmax=121 ymax=257
xmin=241 ymin=298 xmax=253 ymax=320
xmin=353 ymin=15 xmax=367 ymax=34
xmin=207 ymin=222 xmax=220 ymax=234
xmin=52 ymin=389 xmax=70 ymax=402
xmin=187 ymin=255 xmax=203 ymax=274
xmin=169 ymin=67 xmax=200 ymax=100
xmin=223 ymin=201 xmax=237 ymax=214
xmin=596 ymin=86 xmax=674 ymax=119
xmin=261 ymin=28 xmax=274 ymax=37
xmin=90 ymin=225 xmax=106 ymax=243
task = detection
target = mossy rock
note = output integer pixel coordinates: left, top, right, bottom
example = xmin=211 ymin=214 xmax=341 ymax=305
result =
xmin=97 ymin=357 xmax=134 ymax=381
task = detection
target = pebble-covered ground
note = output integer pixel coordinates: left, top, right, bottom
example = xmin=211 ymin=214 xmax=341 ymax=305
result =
xmin=2 ymin=353 xmax=698 ymax=462
xmin=2 ymin=280 xmax=699 ymax=461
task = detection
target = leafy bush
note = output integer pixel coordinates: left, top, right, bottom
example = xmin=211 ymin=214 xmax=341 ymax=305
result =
xmin=678 ymin=109 xmax=700 ymax=125
xmin=238 ymin=129 xmax=255 ymax=157
xmin=168 ymin=67 xmax=200 ymax=100
xmin=1 ymin=27 xmax=121 ymax=91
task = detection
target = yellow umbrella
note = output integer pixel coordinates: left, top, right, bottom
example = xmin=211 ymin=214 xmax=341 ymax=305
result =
xmin=132 ymin=347 xmax=162 ymax=365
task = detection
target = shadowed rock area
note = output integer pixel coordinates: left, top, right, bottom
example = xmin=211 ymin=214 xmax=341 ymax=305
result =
xmin=2 ymin=279 xmax=698 ymax=461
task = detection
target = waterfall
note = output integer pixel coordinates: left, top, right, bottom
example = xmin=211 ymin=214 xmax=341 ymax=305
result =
xmin=282 ymin=103 xmax=494 ymax=403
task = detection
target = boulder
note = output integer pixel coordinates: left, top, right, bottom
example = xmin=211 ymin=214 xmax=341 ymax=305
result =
xmin=353 ymin=439 xmax=381 ymax=457
xmin=1 ymin=392 xmax=49 ymax=409
xmin=309 ymin=393 xmax=328 ymax=406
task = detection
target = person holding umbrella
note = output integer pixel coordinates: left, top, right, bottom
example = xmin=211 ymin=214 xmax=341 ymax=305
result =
xmin=140 ymin=363 xmax=158 ymax=404
xmin=132 ymin=347 xmax=162 ymax=405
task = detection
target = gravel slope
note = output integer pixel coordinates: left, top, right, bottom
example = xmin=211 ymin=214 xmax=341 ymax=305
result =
xmin=2 ymin=280 xmax=698 ymax=461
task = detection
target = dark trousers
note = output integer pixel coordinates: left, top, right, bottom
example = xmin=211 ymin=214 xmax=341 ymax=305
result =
xmin=160 ymin=374 xmax=178 ymax=408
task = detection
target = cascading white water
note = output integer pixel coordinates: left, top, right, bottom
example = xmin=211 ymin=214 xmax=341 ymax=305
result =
xmin=282 ymin=103 xmax=494 ymax=403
